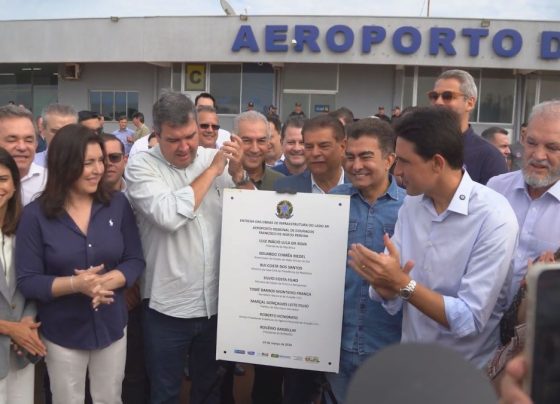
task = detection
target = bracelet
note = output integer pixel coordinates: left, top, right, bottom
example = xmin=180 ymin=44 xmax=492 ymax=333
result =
xmin=70 ymin=275 xmax=76 ymax=292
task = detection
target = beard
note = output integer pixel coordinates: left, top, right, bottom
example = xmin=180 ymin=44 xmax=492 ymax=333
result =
xmin=522 ymin=158 xmax=560 ymax=188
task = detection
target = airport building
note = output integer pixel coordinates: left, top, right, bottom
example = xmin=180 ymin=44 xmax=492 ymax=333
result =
xmin=0 ymin=14 xmax=559 ymax=136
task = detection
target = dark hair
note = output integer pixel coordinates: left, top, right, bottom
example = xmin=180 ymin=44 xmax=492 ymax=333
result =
xmin=393 ymin=107 xmax=463 ymax=170
xmin=148 ymin=132 xmax=156 ymax=142
xmin=481 ymin=126 xmax=508 ymax=142
xmin=78 ymin=110 xmax=99 ymax=123
xmin=132 ymin=112 xmax=145 ymax=123
xmin=118 ymin=115 xmax=128 ymax=121
xmin=0 ymin=148 xmax=21 ymax=235
xmin=302 ymin=115 xmax=345 ymax=142
xmin=100 ymin=133 xmax=125 ymax=154
xmin=281 ymin=115 xmax=306 ymax=142
xmin=39 ymin=124 xmax=110 ymax=218
xmin=195 ymin=92 xmax=216 ymax=107
xmin=346 ymin=118 xmax=395 ymax=156
xmin=267 ymin=115 xmax=281 ymax=134
xmin=329 ymin=107 xmax=355 ymax=126
xmin=152 ymin=92 xmax=194 ymax=134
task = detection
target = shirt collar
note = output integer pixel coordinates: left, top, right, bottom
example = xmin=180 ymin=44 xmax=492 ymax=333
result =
xmin=21 ymin=162 xmax=44 ymax=181
xmin=422 ymin=171 xmax=474 ymax=216
xmin=347 ymin=174 xmax=400 ymax=201
xmin=311 ymin=168 xmax=344 ymax=194
xmin=511 ymin=169 xmax=560 ymax=202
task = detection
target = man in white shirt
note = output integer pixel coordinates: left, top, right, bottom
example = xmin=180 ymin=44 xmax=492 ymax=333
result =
xmin=487 ymin=100 xmax=560 ymax=304
xmin=0 ymin=105 xmax=46 ymax=205
xmin=350 ymin=107 xmax=518 ymax=368
xmin=126 ymin=91 xmax=249 ymax=404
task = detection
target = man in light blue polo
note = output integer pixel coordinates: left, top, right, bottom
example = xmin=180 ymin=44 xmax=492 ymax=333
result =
xmin=327 ymin=118 xmax=405 ymax=403
xmin=350 ymin=107 xmax=518 ymax=368
xmin=112 ymin=115 xmax=135 ymax=156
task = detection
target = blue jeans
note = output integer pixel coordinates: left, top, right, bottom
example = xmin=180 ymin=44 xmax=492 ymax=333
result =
xmin=142 ymin=301 xmax=222 ymax=404
xmin=325 ymin=349 xmax=371 ymax=404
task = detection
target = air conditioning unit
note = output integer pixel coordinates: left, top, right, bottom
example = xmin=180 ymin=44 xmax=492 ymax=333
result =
xmin=62 ymin=63 xmax=81 ymax=80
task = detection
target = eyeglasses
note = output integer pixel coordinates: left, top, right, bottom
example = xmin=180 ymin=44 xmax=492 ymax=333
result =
xmin=427 ymin=90 xmax=466 ymax=102
xmin=199 ymin=123 xmax=220 ymax=131
xmin=107 ymin=153 xmax=124 ymax=163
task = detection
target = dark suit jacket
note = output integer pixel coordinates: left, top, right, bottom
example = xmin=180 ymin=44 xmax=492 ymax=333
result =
xmin=273 ymin=169 xmax=349 ymax=193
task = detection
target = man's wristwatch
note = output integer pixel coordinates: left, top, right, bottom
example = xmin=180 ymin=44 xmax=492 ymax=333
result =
xmin=399 ymin=279 xmax=417 ymax=301
xmin=233 ymin=170 xmax=251 ymax=187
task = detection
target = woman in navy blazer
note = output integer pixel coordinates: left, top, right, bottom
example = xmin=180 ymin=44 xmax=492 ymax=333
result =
xmin=16 ymin=125 xmax=145 ymax=404
xmin=0 ymin=147 xmax=45 ymax=404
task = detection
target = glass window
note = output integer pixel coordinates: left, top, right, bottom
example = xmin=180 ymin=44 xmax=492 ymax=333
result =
xmin=127 ymin=92 xmax=139 ymax=119
xmin=416 ymin=67 xmax=443 ymax=107
xmin=241 ymin=63 xmax=274 ymax=115
xmin=523 ymin=75 xmax=538 ymax=124
xmin=101 ymin=92 xmax=114 ymax=121
xmin=114 ymin=92 xmax=127 ymax=120
xmin=89 ymin=90 xmax=139 ymax=121
xmin=283 ymin=64 xmax=337 ymax=91
xmin=172 ymin=63 xmax=181 ymax=91
xmin=402 ymin=67 xmax=414 ymax=108
xmin=539 ymin=75 xmax=560 ymax=104
xmin=210 ymin=64 xmax=242 ymax=114
xmin=0 ymin=64 xmax=58 ymax=115
xmin=90 ymin=91 xmax=101 ymax=116
xmin=478 ymin=69 xmax=515 ymax=123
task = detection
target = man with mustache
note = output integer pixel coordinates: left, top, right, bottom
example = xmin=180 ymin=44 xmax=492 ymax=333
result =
xmin=487 ymin=100 xmax=560 ymax=305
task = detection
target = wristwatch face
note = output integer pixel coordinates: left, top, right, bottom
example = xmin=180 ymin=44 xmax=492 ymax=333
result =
xmin=400 ymin=289 xmax=412 ymax=299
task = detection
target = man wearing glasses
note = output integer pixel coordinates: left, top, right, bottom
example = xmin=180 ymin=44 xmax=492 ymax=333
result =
xmin=100 ymin=134 xmax=127 ymax=192
xmin=196 ymin=105 xmax=222 ymax=149
xmin=428 ymin=69 xmax=507 ymax=185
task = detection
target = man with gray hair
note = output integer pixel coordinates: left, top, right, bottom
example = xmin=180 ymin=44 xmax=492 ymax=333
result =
xmin=0 ymin=105 xmax=46 ymax=205
xmin=34 ymin=103 xmax=77 ymax=167
xmin=235 ymin=110 xmax=284 ymax=189
xmin=488 ymin=100 xmax=560 ymax=306
xmin=125 ymin=91 xmax=249 ymax=404
xmin=428 ymin=69 xmax=507 ymax=184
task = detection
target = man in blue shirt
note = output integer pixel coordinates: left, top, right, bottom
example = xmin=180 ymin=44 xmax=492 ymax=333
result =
xmin=112 ymin=115 xmax=135 ymax=156
xmin=328 ymin=118 xmax=405 ymax=403
xmin=350 ymin=107 xmax=518 ymax=368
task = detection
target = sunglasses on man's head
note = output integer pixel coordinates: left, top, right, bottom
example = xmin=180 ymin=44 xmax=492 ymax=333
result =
xmin=107 ymin=153 xmax=124 ymax=163
xmin=199 ymin=123 xmax=220 ymax=131
xmin=427 ymin=90 xmax=465 ymax=102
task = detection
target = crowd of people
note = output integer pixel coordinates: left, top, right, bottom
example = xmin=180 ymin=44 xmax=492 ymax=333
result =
xmin=0 ymin=67 xmax=557 ymax=404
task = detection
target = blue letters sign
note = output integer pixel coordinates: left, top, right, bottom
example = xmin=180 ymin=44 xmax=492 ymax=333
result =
xmin=231 ymin=24 xmax=560 ymax=60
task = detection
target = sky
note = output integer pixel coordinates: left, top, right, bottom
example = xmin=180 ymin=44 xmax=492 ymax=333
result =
xmin=0 ymin=0 xmax=559 ymax=21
